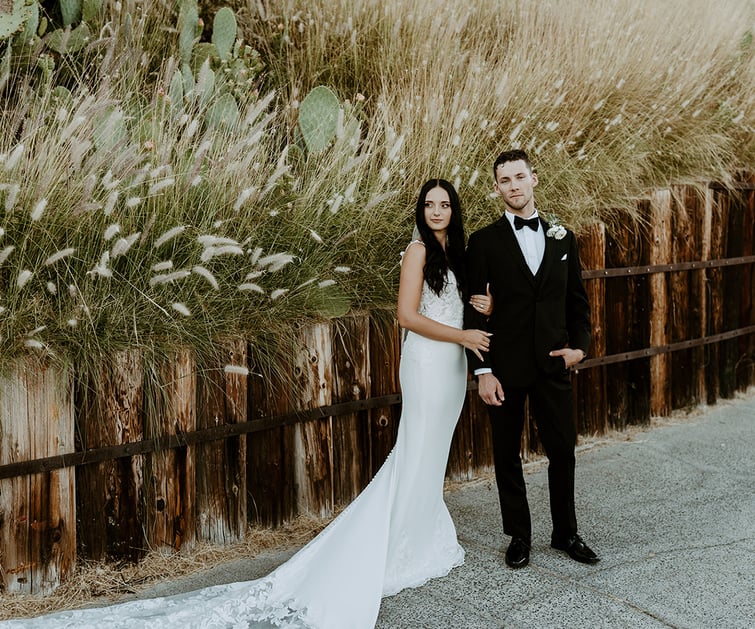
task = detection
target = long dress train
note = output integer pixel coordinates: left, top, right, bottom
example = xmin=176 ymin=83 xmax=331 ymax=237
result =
xmin=2 ymin=261 xmax=467 ymax=629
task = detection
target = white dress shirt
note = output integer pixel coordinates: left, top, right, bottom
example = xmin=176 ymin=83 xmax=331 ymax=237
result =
xmin=506 ymin=209 xmax=545 ymax=275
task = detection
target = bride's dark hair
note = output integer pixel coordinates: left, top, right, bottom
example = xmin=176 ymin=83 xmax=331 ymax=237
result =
xmin=414 ymin=179 xmax=467 ymax=298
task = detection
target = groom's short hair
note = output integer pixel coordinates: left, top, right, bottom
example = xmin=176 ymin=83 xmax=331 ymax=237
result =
xmin=493 ymin=149 xmax=534 ymax=179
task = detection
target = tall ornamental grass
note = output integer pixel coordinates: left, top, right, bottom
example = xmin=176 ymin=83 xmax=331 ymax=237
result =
xmin=0 ymin=0 xmax=752 ymax=372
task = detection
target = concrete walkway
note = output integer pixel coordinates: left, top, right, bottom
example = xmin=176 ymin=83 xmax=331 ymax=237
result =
xmin=137 ymin=392 xmax=755 ymax=628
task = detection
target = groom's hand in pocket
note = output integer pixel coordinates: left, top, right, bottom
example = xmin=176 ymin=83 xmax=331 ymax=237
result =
xmin=478 ymin=373 xmax=504 ymax=406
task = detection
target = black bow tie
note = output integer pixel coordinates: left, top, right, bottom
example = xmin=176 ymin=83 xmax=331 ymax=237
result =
xmin=514 ymin=215 xmax=539 ymax=231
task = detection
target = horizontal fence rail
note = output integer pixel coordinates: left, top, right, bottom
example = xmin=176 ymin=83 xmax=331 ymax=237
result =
xmin=1 ymin=327 xmax=753 ymax=478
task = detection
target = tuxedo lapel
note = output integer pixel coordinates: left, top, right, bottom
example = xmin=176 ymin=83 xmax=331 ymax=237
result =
xmin=496 ymin=217 xmax=537 ymax=286
xmin=536 ymin=226 xmax=556 ymax=284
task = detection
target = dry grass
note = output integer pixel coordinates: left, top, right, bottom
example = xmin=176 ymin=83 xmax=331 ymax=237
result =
xmin=1 ymin=0 xmax=753 ymax=370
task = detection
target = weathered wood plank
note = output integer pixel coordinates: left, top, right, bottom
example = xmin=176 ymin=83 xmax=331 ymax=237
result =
xmin=75 ymin=350 xmax=145 ymax=561
xmin=0 ymin=361 xmax=75 ymax=593
xmin=468 ymin=386 xmax=495 ymax=473
xmin=649 ymin=189 xmax=672 ymax=416
xmin=143 ymin=349 xmax=196 ymax=552
xmin=604 ymin=210 xmax=651 ymax=428
xmin=737 ymin=188 xmax=755 ymax=389
xmin=331 ymin=314 xmax=371 ymax=505
xmin=292 ymin=323 xmax=334 ymax=518
xmin=706 ymin=189 xmax=727 ymax=402
xmin=575 ymin=222 xmax=607 ymax=436
xmin=247 ymin=346 xmax=296 ymax=527
xmin=368 ymin=314 xmax=401 ymax=476
xmin=721 ymin=190 xmax=742 ymax=398
xmin=669 ymin=186 xmax=699 ymax=409
xmin=196 ymin=340 xmax=247 ymax=544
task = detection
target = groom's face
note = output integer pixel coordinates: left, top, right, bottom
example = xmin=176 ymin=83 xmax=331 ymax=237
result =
xmin=493 ymin=160 xmax=538 ymax=215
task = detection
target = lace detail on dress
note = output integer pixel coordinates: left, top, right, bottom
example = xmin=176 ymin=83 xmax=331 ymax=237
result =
xmin=418 ymin=271 xmax=463 ymax=329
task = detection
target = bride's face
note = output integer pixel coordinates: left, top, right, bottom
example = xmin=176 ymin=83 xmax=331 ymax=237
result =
xmin=423 ymin=187 xmax=452 ymax=242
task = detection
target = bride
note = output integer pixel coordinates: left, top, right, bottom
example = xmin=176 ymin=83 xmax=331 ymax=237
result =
xmin=3 ymin=179 xmax=492 ymax=629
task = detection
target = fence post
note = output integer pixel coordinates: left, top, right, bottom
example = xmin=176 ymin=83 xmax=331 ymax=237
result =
xmin=331 ymin=313 xmax=371 ymax=506
xmin=368 ymin=315 xmax=401 ymax=475
xmin=0 ymin=361 xmax=76 ymax=593
xmin=143 ymin=348 xmax=196 ymax=552
xmin=575 ymin=221 xmax=607 ymax=435
xmin=247 ymin=348 xmax=296 ymax=527
xmin=75 ymin=350 xmax=145 ymax=561
xmin=697 ymin=186 xmax=714 ymax=402
xmin=649 ymin=189 xmax=672 ymax=416
xmin=196 ymin=339 xmax=247 ymax=544
xmin=292 ymin=322 xmax=334 ymax=518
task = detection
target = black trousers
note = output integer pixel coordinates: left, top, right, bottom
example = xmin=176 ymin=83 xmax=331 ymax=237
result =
xmin=487 ymin=374 xmax=578 ymax=543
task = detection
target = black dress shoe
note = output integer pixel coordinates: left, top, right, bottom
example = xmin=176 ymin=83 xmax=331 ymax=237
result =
xmin=505 ymin=537 xmax=530 ymax=569
xmin=551 ymin=533 xmax=600 ymax=564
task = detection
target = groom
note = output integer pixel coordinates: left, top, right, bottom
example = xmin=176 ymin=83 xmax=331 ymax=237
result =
xmin=464 ymin=149 xmax=599 ymax=568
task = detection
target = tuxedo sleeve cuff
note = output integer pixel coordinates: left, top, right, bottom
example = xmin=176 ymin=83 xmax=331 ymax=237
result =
xmin=474 ymin=368 xmax=493 ymax=376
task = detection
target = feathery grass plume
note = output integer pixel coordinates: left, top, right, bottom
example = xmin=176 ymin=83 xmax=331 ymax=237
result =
xmin=89 ymin=251 xmax=113 ymax=277
xmin=30 ymin=198 xmax=48 ymax=222
xmin=200 ymin=245 xmax=245 ymax=262
xmin=152 ymin=261 xmax=174 ymax=272
xmin=148 ymin=178 xmax=176 ymax=196
xmin=103 ymin=191 xmax=119 ymax=215
xmin=0 ymin=246 xmax=15 ymax=265
xmin=318 ymin=279 xmax=336 ymax=288
xmin=239 ymin=283 xmax=265 ymax=293
xmin=4 ymin=184 xmax=19 ymax=213
xmin=44 ymin=248 xmax=76 ymax=266
xmin=172 ymin=303 xmax=191 ymax=316
xmin=149 ymin=270 xmax=191 ymax=287
xmin=153 ymin=226 xmax=186 ymax=249
xmin=111 ymin=233 xmax=141 ymax=258
xmin=16 ymin=269 xmax=33 ymax=288
xmin=256 ymin=253 xmax=295 ymax=272
xmin=4 ymin=144 xmax=24 ymax=171
xmin=270 ymin=288 xmax=289 ymax=300
xmin=224 ymin=364 xmax=250 ymax=376
xmin=192 ymin=266 xmax=220 ymax=290
xmin=104 ymin=224 xmax=120 ymax=240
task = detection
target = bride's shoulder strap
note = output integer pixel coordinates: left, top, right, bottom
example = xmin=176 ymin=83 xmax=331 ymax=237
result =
xmin=400 ymin=239 xmax=425 ymax=265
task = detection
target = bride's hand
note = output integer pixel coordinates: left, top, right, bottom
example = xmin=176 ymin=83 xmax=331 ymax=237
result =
xmin=461 ymin=329 xmax=492 ymax=361
xmin=469 ymin=283 xmax=493 ymax=317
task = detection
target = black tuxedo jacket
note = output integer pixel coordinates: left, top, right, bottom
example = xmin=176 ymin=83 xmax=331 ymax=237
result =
xmin=465 ymin=215 xmax=591 ymax=387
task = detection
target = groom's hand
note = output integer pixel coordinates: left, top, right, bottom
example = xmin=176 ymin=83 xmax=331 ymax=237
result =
xmin=549 ymin=347 xmax=586 ymax=369
xmin=478 ymin=373 xmax=504 ymax=406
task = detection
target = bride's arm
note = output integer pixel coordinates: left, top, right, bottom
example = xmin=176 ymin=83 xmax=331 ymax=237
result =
xmin=397 ymin=242 xmax=490 ymax=360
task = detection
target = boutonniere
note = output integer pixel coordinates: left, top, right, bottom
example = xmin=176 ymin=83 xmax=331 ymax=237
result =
xmin=546 ymin=215 xmax=567 ymax=240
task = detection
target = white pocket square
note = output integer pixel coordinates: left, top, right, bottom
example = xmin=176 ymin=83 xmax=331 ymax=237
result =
xmin=560 ymin=253 xmax=568 ymax=261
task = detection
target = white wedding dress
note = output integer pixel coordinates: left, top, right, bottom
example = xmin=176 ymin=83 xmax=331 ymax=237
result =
xmin=3 ymin=248 xmax=467 ymax=629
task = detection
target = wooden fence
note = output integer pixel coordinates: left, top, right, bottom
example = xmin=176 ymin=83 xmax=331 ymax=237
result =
xmin=0 ymin=182 xmax=753 ymax=594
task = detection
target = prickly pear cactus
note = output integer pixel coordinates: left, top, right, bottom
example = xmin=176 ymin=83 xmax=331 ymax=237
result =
xmin=212 ymin=7 xmax=236 ymax=62
xmin=178 ymin=0 xmax=200 ymax=64
xmin=82 ymin=0 xmax=104 ymax=21
xmin=59 ymin=0 xmax=82 ymax=27
xmin=207 ymin=92 xmax=240 ymax=128
xmin=0 ymin=0 xmax=36 ymax=40
xmin=298 ymin=86 xmax=341 ymax=153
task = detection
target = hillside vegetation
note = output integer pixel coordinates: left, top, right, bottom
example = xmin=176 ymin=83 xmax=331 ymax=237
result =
xmin=0 ymin=0 xmax=752 ymax=371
